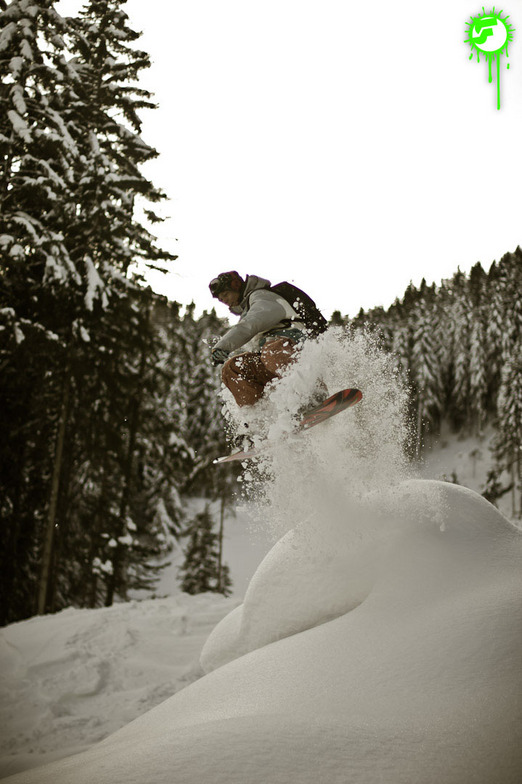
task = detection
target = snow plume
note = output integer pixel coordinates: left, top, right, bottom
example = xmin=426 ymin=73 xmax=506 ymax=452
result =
xmin=223 ymin=328 xmax=414 ymax=540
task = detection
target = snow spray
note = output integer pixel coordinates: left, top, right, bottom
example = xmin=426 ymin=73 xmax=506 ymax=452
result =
xmin=222 ymin=328 xmax=419 ymax=543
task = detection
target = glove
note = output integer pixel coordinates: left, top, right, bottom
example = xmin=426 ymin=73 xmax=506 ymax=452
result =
xmin=211 ymin=347 xmax=230 ymax=366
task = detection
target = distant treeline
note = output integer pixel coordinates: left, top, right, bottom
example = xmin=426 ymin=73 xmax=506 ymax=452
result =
xmin=332 ymin=248 xmax=522 ymax=516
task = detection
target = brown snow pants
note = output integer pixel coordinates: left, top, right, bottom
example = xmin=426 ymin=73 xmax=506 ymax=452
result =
xmin=221 ymin=338 xmax=298 ymax=407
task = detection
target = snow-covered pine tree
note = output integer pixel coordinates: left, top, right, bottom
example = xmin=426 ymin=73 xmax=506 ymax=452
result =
xmin=46 ymin=0 xmax=177 ymax=612
xmin=485 ymin=264 xmax=505 ymax=403
xmin=498 ymin=249 xmax=522 ymax=363
xmin=0 ymin=0 xmax=81 ymax=339
xmin=183 ymin=307 xmax=231 ymax=496
xmin=0 ymin=0 xmax=179 ymax=622
xmin=179 ymin=505 xmax=232 ymax=596
xmin=494 ymin=346 xmax=522 ymax=519
xmin=468 ymin=261 xmax=487 ymax=309
xmin=469 ymin=312 xmax=487 ymax=436
xmin=449 ymin=271 xmax=472 ymax=430
xmin=433 ymin=279 xmax=455 ymax=413
xmin=171 ymin=305 xmax=238 ymax=598
xmin=0 ymin=0 xmax=86 ymax=623
xmin=411 ymin=299 xmax=442 ymax=456
xmin=484 ymin=250 xmax=522 ymax=518
xmin=390 ymin=318 xmax=412 ymax=383
xmin=63 ymin=289 xmax=193 ymax=609
xmin=121 ymin=300 xmax=196 ymax=600
xmin=389 ymin=282 xmax=424 ymax=380
xmin=63 ymin=0 xmax=177 ymax=282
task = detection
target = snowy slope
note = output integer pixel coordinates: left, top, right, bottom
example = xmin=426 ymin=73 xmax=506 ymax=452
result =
xmin=3 ymin=332 xmax=521 ymax=783
xmin=419 ymin=423 xmax=518 ymax=522
xmin=5 ymin=480 xmax=521 ymax=784
xmin=0 ymin=593 xmax=238 ymax=779
xmin=0 ymin=507 xmax=272 ymax=779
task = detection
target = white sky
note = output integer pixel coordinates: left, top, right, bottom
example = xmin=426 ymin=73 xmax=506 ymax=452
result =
xmin=56 ymin=0 xmax=522 ymax=318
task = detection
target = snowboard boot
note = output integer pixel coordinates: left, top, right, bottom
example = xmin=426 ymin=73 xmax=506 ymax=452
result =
xmin=231 ymin=422 xmax=255 ymax=451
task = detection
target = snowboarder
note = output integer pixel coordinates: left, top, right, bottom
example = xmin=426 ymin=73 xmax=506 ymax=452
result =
xmin=209 ymin=271 xmax=324 ymax=407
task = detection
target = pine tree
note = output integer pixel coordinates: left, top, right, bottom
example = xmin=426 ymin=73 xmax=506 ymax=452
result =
xmin=433 ymin=281 xmax=454 ymax=412
xmin=59 ymin=289 xmax=192 ymax=608
xmin=179 ymin=505 xmax=232 ymax=596
xmin=495 ymin=347 xmax=522 ymax=519
xmin=499 ymin=249 xmax=522 ymax=362
xmin=63 ymin=0 xmax=176 ymax=279
xmin=450 ymin=279 xmax=472 ymax=430
xmin=468 ymin=261 xmax=487 ymax=308
xmin=486 ymin=279 xmax=505 ymax=402
xmin=0 ymin=0 xmax=179 ymax=622
xmin=123 ymin=300 xmax=194 ymax=597
xmin=0 ymin=0 xmax=81 ymax=340
xmin=329 ymin=310 xmax=347 ymax=328
xmin=469 ymin=313 xmax=487 ymax=436
xmin=391 ymin=320 xmax=412 ymax=382
xmin=411 ymin=300 xmax=442 ymax=455
xmin=0 ymin=0 xmax=83 ymax=622
xmin=182 ymin=308 xmax=231 ymax=495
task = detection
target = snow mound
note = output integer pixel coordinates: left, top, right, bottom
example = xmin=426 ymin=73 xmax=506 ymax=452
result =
xmin=200 ymin=478 xmax=511 ymax=672
xmin=7 ymin=480 xmax=522 ymax=784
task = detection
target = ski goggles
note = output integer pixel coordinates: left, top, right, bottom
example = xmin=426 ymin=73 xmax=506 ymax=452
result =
xmin=209 ymin=272 xmax=243 ymax=298
xmin=209 ymin=276 xmax=228 ymax=297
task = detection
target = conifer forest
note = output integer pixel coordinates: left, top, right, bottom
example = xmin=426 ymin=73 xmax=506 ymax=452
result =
xmin=1 ymin=0 xmax=521 ymax=626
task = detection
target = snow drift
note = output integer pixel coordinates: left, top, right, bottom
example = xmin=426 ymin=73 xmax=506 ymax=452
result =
xmin=5 ymin=332 xmax=522 ymax=783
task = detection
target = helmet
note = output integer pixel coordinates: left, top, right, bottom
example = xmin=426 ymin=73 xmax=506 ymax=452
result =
xmin=209 ymin=271 xmax=245 ymax=298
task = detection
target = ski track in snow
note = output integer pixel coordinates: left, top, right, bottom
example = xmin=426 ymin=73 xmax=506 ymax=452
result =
xmin=2 ymin=330 xmax=521 ymax=783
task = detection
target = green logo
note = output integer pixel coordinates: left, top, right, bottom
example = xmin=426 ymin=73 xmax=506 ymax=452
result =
xmin=465 ymin=7 xmax=515 ymax=109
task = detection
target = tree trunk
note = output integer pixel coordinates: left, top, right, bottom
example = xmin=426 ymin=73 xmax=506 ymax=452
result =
xmin=37 ymin=369 xmax=71 ymax=615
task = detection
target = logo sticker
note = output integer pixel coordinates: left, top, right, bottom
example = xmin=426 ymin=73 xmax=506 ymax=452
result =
xmin=465 ymin=7 xmax=515 ymax=109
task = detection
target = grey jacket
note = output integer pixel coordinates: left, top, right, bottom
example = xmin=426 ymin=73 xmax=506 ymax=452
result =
xmin=214 ymin=275 xmax=306 ymax=353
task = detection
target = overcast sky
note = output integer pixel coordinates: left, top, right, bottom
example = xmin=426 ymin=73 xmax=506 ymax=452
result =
xmin=57 ymin=0 xmax=522 ymax=318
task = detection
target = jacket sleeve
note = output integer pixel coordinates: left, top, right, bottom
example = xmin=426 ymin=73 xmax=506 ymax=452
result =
xmin=214 ymin=290 xmax=289 ymax=353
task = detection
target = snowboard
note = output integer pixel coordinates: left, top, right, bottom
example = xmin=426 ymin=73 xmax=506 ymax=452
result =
xmin=214 ymin=388 xmax=362 ymax=464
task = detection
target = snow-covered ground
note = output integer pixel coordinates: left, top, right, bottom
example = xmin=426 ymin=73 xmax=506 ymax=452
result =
xmin=0 ymin=503 xmax=273 ymax=780
xmin=419 ymin=423 xmax=517 ymax=521
xmin=0 ymin=593 xmax=238 ymax=778
xmin=2 ymin=332 xmax=521 ymax=783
